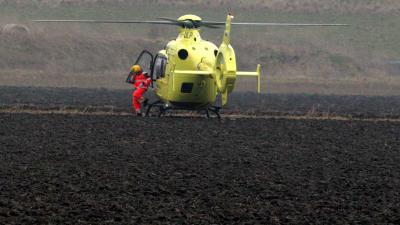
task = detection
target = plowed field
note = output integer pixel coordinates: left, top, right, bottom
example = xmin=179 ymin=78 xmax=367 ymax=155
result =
xmin=1 ymin=87 xmax=400 ymax=224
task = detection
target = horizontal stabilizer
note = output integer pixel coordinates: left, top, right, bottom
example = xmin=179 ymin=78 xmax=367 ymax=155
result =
xmin=237 ymin=64 xmax=261 ymax=93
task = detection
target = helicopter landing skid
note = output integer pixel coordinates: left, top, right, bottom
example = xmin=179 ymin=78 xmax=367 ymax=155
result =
xmin=144 ymin=100 xmax=221 ymax=119
xmin=204 ymin=106 xmax=221 ymax=119
xmin=144 ymin=100 xmax=170 ymax=117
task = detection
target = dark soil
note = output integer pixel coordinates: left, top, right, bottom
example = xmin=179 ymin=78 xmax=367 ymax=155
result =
xmin=1 ymin=86 xmax=400 ymax=224
xmin=1 ymin=114 xmax=400 ymax=224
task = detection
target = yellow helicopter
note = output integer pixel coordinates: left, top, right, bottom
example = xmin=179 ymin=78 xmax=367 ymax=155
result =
xmin=34 ymin=14 xmax=347 ymax=118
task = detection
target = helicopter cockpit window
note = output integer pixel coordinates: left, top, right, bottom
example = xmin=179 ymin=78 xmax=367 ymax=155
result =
xmin=152 ymin=55 xmax=167 ymax=79
xmin=134 ymin=50 xmax=154 ymax=75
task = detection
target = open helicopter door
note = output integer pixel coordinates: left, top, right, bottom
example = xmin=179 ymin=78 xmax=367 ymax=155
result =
xmin=126 ymin=50 xmax=154 ymax=83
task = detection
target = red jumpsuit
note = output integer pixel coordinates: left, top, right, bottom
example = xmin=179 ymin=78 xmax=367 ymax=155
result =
xmin=131 ymin=72 xmax=152 ymax=112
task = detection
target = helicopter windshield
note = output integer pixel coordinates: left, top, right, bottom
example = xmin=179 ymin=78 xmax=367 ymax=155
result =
xmin=134 ymin=50 xmax=154 ymax=75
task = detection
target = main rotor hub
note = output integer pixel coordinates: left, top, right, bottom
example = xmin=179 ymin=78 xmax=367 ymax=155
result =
xmin=177 ymin=15 xmax=202 ymax=29
xmin=177 ymin=15 xmax=202 ymax=22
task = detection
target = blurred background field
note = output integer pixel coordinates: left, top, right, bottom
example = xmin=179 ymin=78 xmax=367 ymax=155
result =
xmin=1 ymin=0 xmax=400 ymax=95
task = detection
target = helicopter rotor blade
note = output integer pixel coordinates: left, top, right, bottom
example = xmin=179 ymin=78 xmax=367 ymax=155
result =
xmin=157 ymin=17 xmax=180 ymax=23
xmin=33 ymin=19 xmax=349 ymax=27
xmin=157 ymin=17 xmax=186 ymax=27
xmin=201 ymin=24 xmax=220 ymax=29
xmin=202 ymin=21 xmax=349 ymax=26
xmin=32 ymin=19 xmax=180 ymax=25
xmin=232 ymin=22 xmax=349 ymax=26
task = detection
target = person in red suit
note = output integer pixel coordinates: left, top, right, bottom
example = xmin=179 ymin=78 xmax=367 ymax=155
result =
xmin=128 ymin=65 xmax=152 ymax=116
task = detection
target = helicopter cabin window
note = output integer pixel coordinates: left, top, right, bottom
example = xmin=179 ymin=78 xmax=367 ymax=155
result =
xmin=181 ymin=83 xmax=193 ymax=93
xmin=153 ymin=55 xmax=167 ymax=79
